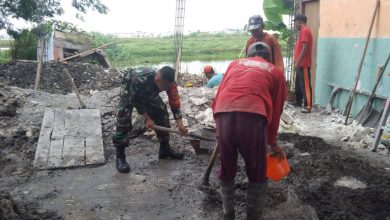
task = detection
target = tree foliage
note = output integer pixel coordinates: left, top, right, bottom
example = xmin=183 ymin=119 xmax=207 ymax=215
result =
xmin=263 ymin=0 xmax=293 ymax=41
xmin=10 ymin=29 xmax=38 ymax=60
xmin=9 ymin=20 xmax=89 ymax=60
xmin=0 ymin=0 xmax=108 ymax=34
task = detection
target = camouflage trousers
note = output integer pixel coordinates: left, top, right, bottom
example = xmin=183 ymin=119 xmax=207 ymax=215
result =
xmin=111 ymin=87 xmax=170 ymax=148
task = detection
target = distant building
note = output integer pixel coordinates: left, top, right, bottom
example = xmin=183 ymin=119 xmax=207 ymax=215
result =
xmin=39 ymin=30 xmax=111 ymax=68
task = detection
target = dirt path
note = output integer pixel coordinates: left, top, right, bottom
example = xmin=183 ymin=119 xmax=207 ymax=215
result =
xmin=1 ymin=79 xmax=389 ymax=219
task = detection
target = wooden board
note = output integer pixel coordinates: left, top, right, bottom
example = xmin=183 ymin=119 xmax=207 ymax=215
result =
xmin=34 ymin=109 xmax=105 ymax=169
xmin=33 ymin=110 xmax=55 ymax=168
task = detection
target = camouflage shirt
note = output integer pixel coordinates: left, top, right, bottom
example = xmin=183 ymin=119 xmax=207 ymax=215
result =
xmin=122 ymin=67 xmax=182 ymax=119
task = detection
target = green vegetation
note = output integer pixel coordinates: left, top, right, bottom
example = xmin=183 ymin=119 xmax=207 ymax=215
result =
xmin=10 ymin=29 xmax=38 ymax=60
xmin=0 ymin=40 xmax=12 ymax=47
xmin=0 ymin=50 xmax=11 ymax=62
xmin=1 ymin=0 xmax=107 ymax=34
xmin=0 ymin=31 xmax=288 ymax=66
xmin=97 ymin=32 xmax=287 ymax=68
xmin=263 ymin=0 xmax=294 ymax=42
xmin=116 ymin=33 xmax=250 ymax=67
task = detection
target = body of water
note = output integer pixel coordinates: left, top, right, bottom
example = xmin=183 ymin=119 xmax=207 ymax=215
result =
xmin=154 ymin=60 xmax=232 ymax=75
xmin=137 ymin=57 xmax=291 ymax=79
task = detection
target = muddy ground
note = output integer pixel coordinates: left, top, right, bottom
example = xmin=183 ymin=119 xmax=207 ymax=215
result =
xmin=0 ymin=62 xmax=389 ymax=220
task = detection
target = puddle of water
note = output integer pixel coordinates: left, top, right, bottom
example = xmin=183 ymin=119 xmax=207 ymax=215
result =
xmin=334 ymin=176 xmax=367 ymax=189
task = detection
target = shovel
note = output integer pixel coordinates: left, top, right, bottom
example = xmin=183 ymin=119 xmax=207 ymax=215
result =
xmin=152 ymin=125 xmax=216 ymax=141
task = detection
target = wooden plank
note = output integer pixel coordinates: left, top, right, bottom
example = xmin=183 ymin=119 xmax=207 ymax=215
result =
xmin=60 ymin=43 xmax=112 ymax=62
xmin=35 ymin=109 xmax=105 ymax=169
xmin=63 ymin=109 xmax=81 ymax=138
xmin=47 ymin=138 xmax=64 ymax=168
xmin=51 ymin=110 xmax=66 ymax=139
xmin=79 ymin=109 xmax=102 ymax=137
xmin=62 ymin=137 xmax=85 ymax=167
xmin=85 ymin=137 xmax=105 ymax=165
xmin=34 ymin=110 xmax=55 ymax=168
xmin=63 ymin=69 xmax=87 ymax=109
xmin=34 ymin=35 xmax=45 ymax=91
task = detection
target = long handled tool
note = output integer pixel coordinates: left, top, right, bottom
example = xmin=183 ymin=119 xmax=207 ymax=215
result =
xmin=152 ymin=125 xmax=215 ymax=141
xmin=34 ymin=35 xmax=45 ymax=92
xmin=356 ymin=53 xmax=390 ymax=125
xmin=201 ymin=143 xmax=219 ymax=186
xmin=63 ymin=68 xmax=86 ymax=109
xmin=343 ymin=0 xmax=380 ymax=125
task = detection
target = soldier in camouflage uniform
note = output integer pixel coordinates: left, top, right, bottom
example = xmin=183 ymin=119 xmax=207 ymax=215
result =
xmin=112 ymin=66 xmax=188 ymax=173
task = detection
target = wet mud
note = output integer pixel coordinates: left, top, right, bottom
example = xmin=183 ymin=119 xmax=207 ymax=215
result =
xmin=0 ymin=62 xmax=389 ymax=219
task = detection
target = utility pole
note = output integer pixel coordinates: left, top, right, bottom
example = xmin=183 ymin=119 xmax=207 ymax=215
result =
xmin=173 ymin=0 xmax=186 ymax=81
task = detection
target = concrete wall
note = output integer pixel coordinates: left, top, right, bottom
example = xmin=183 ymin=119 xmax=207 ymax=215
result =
xmin=315 ymin=0 xmax=390 ymax=116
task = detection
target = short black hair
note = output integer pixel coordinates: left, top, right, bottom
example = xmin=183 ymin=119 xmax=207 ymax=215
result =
xmin=255 ymin=51 xmax=270 ymax=61
xmin=160 ymin=66 xmax=175 ymax=82
xmin=293 ymin=14 xmax=307 ymax=23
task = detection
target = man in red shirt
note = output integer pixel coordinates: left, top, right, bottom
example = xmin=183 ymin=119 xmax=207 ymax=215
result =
xmin=212 ymin=42 xmax=287 ymax=220
xmin=293 ymin=14 xmax=313 ymax=113
xmin=245 ymin=15 xmax=285 ymax=70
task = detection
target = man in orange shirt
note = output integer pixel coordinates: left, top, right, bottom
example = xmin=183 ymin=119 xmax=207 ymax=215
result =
xmin=245 ymin=15 xmax=284 ymax=70
xmin=294 ymin=14 xmax=313 ymax=113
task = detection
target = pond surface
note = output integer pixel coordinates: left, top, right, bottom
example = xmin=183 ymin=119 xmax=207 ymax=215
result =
xmin=142 ymin=60 xmax=232 ymax=75
xmin=137 ymin=58 xmax=292 ymax=78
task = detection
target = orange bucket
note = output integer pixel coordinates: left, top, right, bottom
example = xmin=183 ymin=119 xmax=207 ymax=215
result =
xmin=266 ymin=152 xmax=291 ymax=181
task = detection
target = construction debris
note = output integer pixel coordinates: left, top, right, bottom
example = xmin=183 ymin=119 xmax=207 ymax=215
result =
xmin=0 ymin=61 xmax=121 ymax=95
xmin=0 ymin=62 xmax=389 ymax=219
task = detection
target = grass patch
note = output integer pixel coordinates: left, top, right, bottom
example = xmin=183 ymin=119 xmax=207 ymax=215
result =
xmin=0 ymin=40 xmax=12 ymax=48
xmin=0 ymin=50 xmax=11 ymax=63
xmin=101 ymin=32 xmax=287 ymax=67
xmin=0 ymin=33 xmax=288 ymax=67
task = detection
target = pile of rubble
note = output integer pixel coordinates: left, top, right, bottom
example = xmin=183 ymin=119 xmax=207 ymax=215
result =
xmin=282 ymin=104 xmax=389 ymax=155
xmin=323 ymin=109 xmax=389 ymax=154
xmin=177 ymin=73 xmax=206 ymax=88
xmin=0 ymin=83 xmax=22 ymax=117
xmin=0 ymin=61 xmax=122 ymax=95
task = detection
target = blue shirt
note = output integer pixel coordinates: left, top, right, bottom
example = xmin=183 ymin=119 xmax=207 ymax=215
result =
xmin=207 ymin=73 xmax=224 ymax=88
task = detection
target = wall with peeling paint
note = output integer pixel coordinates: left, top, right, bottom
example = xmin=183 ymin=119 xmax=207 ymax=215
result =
xmin=315 ymin=0 xmax=390 ymax=116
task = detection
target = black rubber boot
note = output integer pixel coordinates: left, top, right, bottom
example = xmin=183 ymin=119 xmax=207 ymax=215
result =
xmin=220 ymin=180 xmax=235 ymax=220
xmin=115 ymin=147 xmax=130 ymax=173
xmin=158 ymin=140 xmax=184 ymax=160
xmin=247 ymin=182 xmax=268 ymax=220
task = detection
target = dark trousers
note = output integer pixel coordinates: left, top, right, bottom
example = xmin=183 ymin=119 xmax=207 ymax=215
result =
xmin=111 ymin=83 xmax=170 ymax=148
xmin=215 ymin=112 xmax=268 ymax=184
xmin=295 ymin=67 xmax=313 ymax=110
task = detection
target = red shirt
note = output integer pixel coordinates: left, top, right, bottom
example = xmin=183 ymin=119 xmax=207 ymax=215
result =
xmin=294 ymin=25 xmax=313 ymax=67
xmin=212 ymin=57 xmax=287 ymax=146
xmin=245 ymin=33 xmax=285 ymax=70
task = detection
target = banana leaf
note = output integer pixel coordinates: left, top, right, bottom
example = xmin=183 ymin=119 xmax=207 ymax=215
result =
xmin=263 ymin=0 xmax=293 ymax=25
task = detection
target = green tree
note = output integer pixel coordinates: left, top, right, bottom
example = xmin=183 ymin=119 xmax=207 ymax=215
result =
xmin=263 ymin=0 xmax=294 ymax=41
xmin=10 ymin=29 xmax=38 ymax=60
xmin=0 ymin=0 xmax=108 ymax=34
xmin=90 ymin=32 xmax=126 ymax=65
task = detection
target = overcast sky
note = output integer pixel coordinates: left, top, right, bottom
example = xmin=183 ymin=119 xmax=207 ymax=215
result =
xmin=1 ymin=0 xmax=266 ymax=36
xmin=62 ymin=0 xmax=265 ymax=33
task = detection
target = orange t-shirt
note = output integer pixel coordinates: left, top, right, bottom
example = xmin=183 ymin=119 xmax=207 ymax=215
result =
xmin=245 ymin=32 xmax=285 ymax=70
xmin=294 ymin=26 xmax=313 ymax=68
